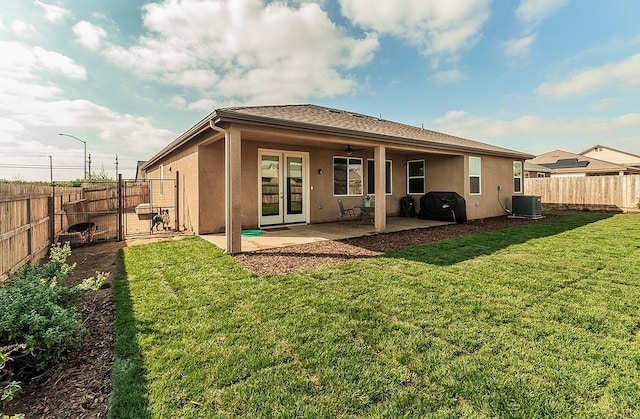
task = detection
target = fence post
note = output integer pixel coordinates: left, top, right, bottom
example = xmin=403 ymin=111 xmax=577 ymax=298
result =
xmin=49 ymin=184 xmax=55 ymax=245
xmin=26 ymin=198 xmax=32 ymax=259
xmin=175 ymin=171 xmax=180 ymax=232
xmin=117 ymin=174 xmax=123 ymax=241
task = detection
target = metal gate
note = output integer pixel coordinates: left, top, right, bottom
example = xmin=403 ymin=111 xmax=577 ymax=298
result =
xmin=53 ymin=177 xmax=177 ymax=246
xmin=123 ymin=178 xmax=177 ymax=237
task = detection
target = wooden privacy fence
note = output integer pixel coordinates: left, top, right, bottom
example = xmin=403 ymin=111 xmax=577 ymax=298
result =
xmin=1 ymin=184 xmax=82 ymax=281
xmin=1 ymin=179 xmax=177 ymax=280
xmin=525 ymin=175 xmax=640 ymax=211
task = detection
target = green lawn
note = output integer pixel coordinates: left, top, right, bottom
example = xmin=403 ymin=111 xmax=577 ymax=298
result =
xmin=110 ymin=212 xmax=640 ymax=418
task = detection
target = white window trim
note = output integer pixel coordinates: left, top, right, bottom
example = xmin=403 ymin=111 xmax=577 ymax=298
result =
xmin=333 ymin=156 xmax=363 ymax=197
xmin=469 ymin=156 xmax=481 ymax=195
xmin=513 ymin=161 xmax=523 ymax=193
xmin=407 ymin=159 xmax=425 ymax=195
xmin=366 ymin=159 xmax=393 ymax=195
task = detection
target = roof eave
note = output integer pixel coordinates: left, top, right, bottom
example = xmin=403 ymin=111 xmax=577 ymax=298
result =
xmin=141 ymin=111 xmax=218 ymax=171
xmin=213 ymin=109 xmax=534 ymax=160
xmin=143 ymin=107 xmax=533 ymax=170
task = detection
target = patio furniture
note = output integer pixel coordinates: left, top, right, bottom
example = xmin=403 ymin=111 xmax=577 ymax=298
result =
xmin=355 ymin=205 xmax=375 ymax=225
xmin=337 ymin=199 xmax=356 ymax=226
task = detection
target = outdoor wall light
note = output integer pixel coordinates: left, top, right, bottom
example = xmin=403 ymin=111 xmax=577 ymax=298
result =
xmin=318 ymin=169 xmax=323 ymax=175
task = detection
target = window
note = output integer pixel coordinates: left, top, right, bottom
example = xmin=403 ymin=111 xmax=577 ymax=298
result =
xmin=159 ymin=164 xmax=164 ymax=195
xmin=513 ymin=161 xmax=523 ymax=193
xmin=333 ymin=157 xmax=362 ymax=196
xmin=407 ymin=160 xmax=425 ymax=194
xmin=367 ymin=159 xmax=392 ymax=195
xmin=469 ymin=157 xmax=481 ymax=194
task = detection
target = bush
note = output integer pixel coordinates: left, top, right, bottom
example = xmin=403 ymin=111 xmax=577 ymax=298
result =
xmin=0 ymin=244 xmax=86 ymax=376
xmin=1 ymin=345 xmax=25 ymax=417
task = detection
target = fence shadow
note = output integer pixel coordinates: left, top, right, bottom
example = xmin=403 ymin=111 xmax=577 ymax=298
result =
xmin=383 ymin=212 xmax=614 ymax=266
xmin=110 ymin=248 xmax=152 ymax=419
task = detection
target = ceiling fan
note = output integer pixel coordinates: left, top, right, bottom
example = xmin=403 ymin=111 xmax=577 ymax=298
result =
xmin=343 ymin=145 xmax=365 ymax=155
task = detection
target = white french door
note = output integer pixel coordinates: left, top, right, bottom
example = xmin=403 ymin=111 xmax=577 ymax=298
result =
xmin=259 ymin=149 xmax=308 ymax=226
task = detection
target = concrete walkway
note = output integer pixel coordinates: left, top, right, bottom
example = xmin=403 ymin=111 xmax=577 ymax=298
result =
xmin=201 ymin=217 xmax=451 ymax=252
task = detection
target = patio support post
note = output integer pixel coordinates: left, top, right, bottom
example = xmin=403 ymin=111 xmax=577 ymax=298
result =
xmin=374 ymin=145 xmax=387 ymax=232
xmin=225 ymin=127 xmax=242 ymax=254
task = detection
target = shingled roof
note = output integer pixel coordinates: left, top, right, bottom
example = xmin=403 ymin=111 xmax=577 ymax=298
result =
xmin=143 ymin=104 xmax=532 ymax=169
xmin=530 ymin=149 xmax=640 ymax=175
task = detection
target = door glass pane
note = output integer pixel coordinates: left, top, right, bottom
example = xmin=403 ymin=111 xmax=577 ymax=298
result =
xmin=261 ymin=155 xmax=280 ymax=216
xmin=287 ymin=156 xmax=303 ymax=215
xmin=368 ymin=160 xmax=392 ymax=195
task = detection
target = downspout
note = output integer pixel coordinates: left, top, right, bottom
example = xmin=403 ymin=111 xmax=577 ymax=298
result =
xmin=209 ymin=120 xmax=233 ymax=252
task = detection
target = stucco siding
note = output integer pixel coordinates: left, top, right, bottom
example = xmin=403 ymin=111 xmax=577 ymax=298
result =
xmin=197 ymin=140 xmax=225 ymax=234
xmin=145 ymin=143 xmax=200 ymax=232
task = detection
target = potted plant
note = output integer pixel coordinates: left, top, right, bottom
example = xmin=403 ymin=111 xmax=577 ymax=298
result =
xmin=363 ymin=195 xmax=372 ymax=207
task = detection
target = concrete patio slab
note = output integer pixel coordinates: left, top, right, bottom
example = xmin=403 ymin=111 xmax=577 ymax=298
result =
xmin=201 ymin=217 xmax=452 ymax=252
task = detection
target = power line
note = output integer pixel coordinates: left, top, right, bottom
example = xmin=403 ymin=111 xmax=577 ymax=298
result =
xmin=0 ymin=164 xmax=84 ymax=169
xmin=0 ymin=164 xmax=139 ymax=170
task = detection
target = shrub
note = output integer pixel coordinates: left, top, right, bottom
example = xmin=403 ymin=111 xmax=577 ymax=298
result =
xmin=77 ymin=271 xmax=111 ymax=291
xmin=0 ymin=244 xmax=86 ymax=376
xmin=1 ymin=345 xmax=25 ymax=418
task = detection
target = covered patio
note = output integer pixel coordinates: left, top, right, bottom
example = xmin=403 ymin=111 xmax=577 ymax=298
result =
xmin=201 ymin=216 xmax=451 ymax=252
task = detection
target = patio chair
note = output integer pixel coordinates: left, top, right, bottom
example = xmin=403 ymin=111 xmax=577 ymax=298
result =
xmin=337 ymin=199 xmax=356 ymax=226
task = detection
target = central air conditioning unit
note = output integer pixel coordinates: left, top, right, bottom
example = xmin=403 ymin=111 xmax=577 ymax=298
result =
xmin=511 ymin=195 xmax=542 ymax=218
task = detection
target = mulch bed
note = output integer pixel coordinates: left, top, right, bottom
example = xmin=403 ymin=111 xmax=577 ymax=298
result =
xmin=3 ymin=216 xmax=551 ymax=417
xmin=235 ymin=216 xmax=551 ymax=275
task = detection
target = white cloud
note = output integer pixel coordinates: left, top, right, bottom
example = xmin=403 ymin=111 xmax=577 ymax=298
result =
xmin=339 ymin=0 xmax=490 ymax=60
xmin=0 ymin=41 xmax=86 ymax=90
xmin=87 ymin=0 xmax=378 ymax=105
xmin=536 ymin=53 xmax=640 ymax=98
xmin=73 ymin=21 xmax=107 ymax=50
xmin=431 ymin=110 xmax=640 ymax=156
xmin=187 ymin=98 xmax=217 ymax=111
xmin=502 ymin=35 xmax=536 ymax=57
xmin=433 ymin=69 xmax=465 ymax=84
xmin=34 ymin=1 xmax=72 ymax=23
xmin=516 ymin=0 xmax=569 ymax=28
xmin=169 ymin=95 xmax=187 ymax=108
xmin=0 ymin=41 xmax=176 ymax=181
xmin=502 ymin=0 xmax=567 ymax=58
xmin=588 ymin=98 xmax=619 ymax=112
xmin=11 ymin=20 xmax=37 ymax=38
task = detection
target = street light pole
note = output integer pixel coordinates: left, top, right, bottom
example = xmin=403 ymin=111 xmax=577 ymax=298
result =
xmin=58 ymin=133 xmax=87 ymax=179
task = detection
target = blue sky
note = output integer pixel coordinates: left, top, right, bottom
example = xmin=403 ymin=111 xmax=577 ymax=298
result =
xmin=1 ymin=0 xmax=639 ymax=181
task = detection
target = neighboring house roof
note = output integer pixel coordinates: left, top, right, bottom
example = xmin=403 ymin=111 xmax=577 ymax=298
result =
xmin=524 ymin=162 xmax=552 ymax=173
xmin=579 ymin=144 xmax=640 ymax=167
xmin=142 ymin=104 xmax=533 ymax=170
xmin=530 ymin=149 xmax=640 ymax=175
